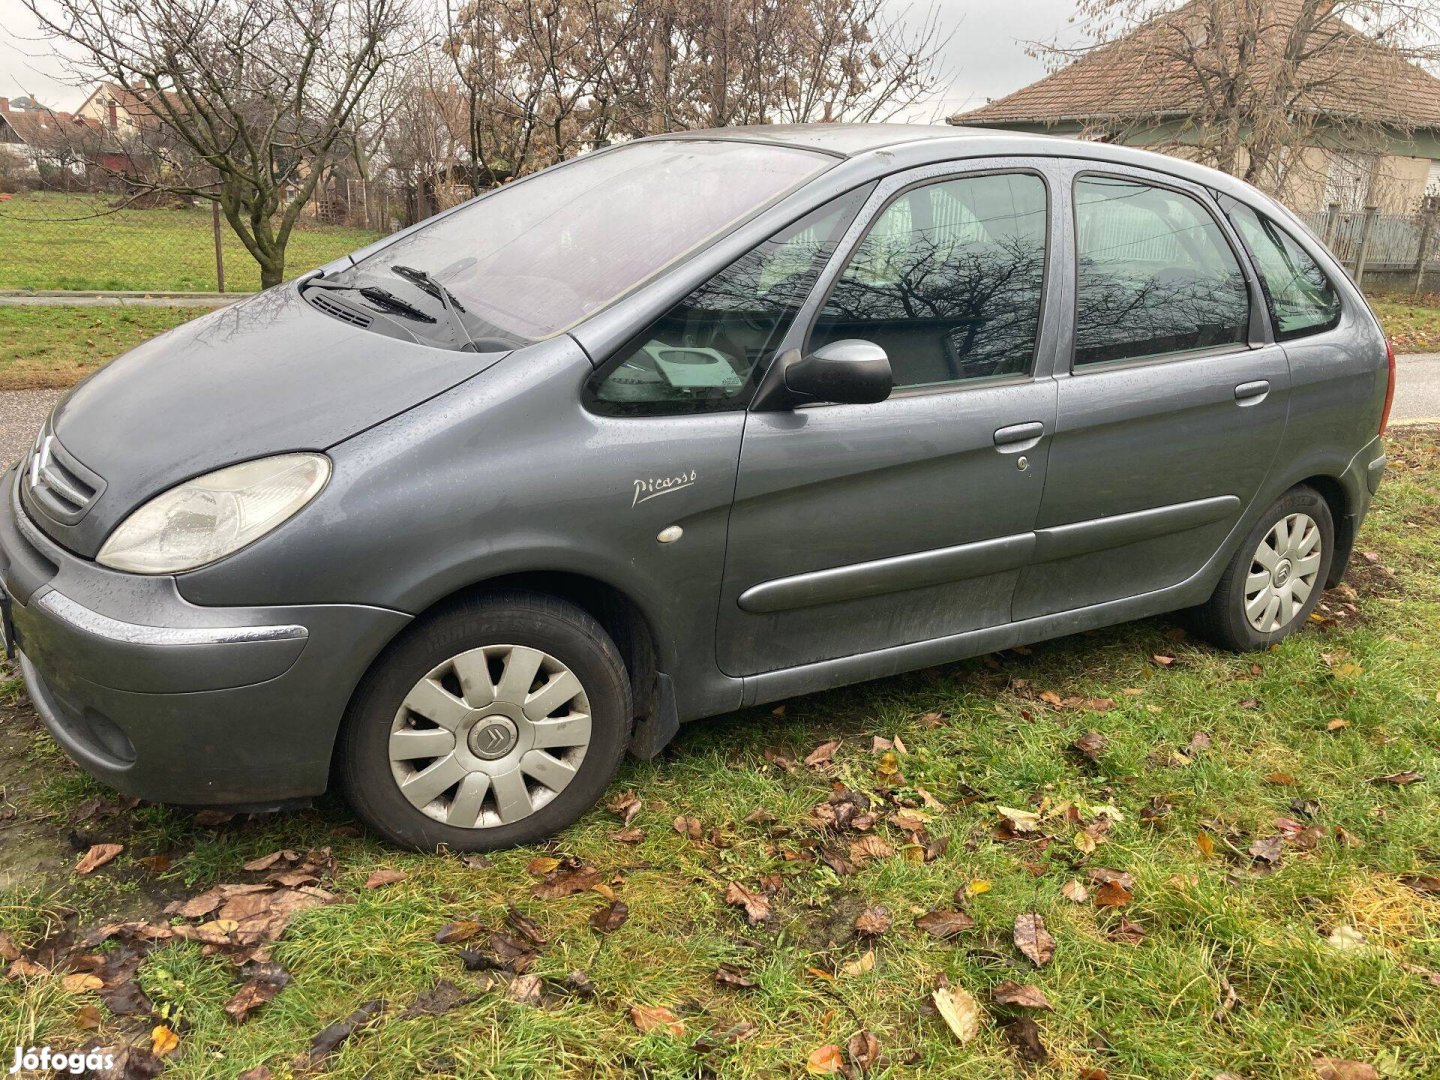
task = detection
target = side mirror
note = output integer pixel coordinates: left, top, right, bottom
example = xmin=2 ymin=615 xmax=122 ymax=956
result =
xmin=784 ymin=339 xmax=892 ymax=405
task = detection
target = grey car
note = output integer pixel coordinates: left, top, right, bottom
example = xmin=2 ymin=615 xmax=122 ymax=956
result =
xmin=0 ymin=125 xmax=1393 ymax=850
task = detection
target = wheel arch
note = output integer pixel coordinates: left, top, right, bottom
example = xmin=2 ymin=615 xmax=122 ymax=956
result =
xmin=1294 ymin=472 xmax=1356 ymax=588
xmin=349 ymin=569 xmax=675 ymax=761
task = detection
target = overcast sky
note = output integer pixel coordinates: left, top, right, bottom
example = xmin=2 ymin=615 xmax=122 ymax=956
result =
xmin=0 ymin=0 xmax=1079 ymax=120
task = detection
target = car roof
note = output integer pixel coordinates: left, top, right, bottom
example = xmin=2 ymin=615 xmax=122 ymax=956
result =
xmin=650 ymin=123 xmax=1304 ymax=230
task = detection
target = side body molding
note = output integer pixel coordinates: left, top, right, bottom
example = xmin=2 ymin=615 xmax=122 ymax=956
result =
xmin=735 ymin=495 xmax=1242 ymax=616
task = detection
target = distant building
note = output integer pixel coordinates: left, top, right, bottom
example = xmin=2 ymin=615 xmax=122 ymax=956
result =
xmin=0 ymin=97 xmax=110 ymax=179
xmin=950 ymin=0 xmax=1440 ymax=214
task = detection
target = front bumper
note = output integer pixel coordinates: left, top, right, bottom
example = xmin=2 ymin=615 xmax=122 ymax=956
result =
xmin=0 ymin=463 xmax=410 ymax=805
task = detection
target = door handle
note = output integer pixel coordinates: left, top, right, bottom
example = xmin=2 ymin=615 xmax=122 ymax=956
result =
xmin=1234 ymin=380 xmax=1270 ymax=405
xmin=993 ymin=421 xmax=1045 ymax=452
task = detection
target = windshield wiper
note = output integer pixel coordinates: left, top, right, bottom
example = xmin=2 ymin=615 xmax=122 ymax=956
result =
xmin=303 ymin=276 xmax=436 ymax=324
xmin=388 ymin=264 xmax=477 ymax=351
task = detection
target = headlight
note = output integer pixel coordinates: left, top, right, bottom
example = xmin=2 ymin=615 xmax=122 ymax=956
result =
xmin=97 ymin=453 xmax=330 ymax=574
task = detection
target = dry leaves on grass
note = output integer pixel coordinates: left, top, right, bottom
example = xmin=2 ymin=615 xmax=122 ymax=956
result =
xmin=164 ymin=881 xmax=336 ymax=947
xmin=631 ymin=1004 xmax=685 ymax=1037
xmin=993 ymin=980 xmax=1053 ymax=1010
xmin=714 ymin=963 xmax=757 ymax=989
xmin=1014 ymin=913 xmax=1055 ymax=968
xmin=916 ymin=909 xmax=976 ymax=939
xmin=1001 ymin=1016 xmax=1049 ymax=1064
xmin=805 ymin=1044 xmax=846 ymax=1075
xmin=75 ymin=844 xmax=123 ymax=875
xmin=724 ymin=881 xmax=773 ymax=924
xmin=1313 ymin=1058 xmax=1380 ymax=1080
xmin=805 ymin=740 xmax=841 ymax=768
xmin=364 ymin=869 xmax=407 ymax=889
xmin=933 ymin=985 xmax=982 ymax=1043
xmin=302 ymin=999 xmax=384 ymax=1067
xmin=223 ymin=962 xmax=293 ymax=1023
xmin=531 ymin=860 xmax=603 ymax=899
xmin=1070 ymin=731 xmax=1108 ymax=763
xmin=588 ymin=900 xmax=629 ymax=934
xmin=853 ymin=907 xmax=891 ymax=937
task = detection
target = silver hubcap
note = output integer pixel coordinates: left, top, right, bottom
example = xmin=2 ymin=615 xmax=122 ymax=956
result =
xmin=388 ymin=645 xmax=591 ymax=829
xmin=1244 ymin=512 xmax=1322 ymax=633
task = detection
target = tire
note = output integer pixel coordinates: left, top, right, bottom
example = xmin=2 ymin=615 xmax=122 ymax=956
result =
xmin=338 ymin=590 xmax=631 ymax=851
xmin=1195 ymin=485 xmax=1334 ymax=652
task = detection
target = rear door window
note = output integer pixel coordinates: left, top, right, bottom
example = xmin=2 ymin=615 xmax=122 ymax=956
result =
xmin=1073 ymin=176 xmax=1250 ymax=367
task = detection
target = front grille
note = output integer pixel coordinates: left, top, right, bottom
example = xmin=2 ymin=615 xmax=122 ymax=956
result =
xmin=309 ymin=290 xmax=374 ymax=328
xmin=24 ymin=430 xmax=104 ymax=526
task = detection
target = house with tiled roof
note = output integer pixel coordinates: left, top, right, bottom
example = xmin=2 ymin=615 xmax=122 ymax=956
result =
xmin=0 ymin=97 xmax=112 ymax=179
xmin=950 ymin=0 xmax=1440 ymax=214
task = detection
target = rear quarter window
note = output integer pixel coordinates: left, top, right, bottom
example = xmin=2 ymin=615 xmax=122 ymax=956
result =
xmin=1220 ymin=198 xmax=1341 ymax=341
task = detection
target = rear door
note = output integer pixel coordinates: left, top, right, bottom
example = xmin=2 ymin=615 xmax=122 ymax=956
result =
xmin=1012 ymin=162 xmax=1290 ymax=621
xmin=716 ymin=162 xmax=1064 ymax=677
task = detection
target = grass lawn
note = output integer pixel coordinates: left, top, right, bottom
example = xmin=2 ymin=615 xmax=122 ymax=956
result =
xmin=2 ymin=431 xmax=1439 ymax=1078
xmin=1368 ymin=294 xmax=1440 ymax=353
xmin=0 ymin=306 xmax=202 ymax=390
xmin=0 ymin=191 xmax=383 ymax=293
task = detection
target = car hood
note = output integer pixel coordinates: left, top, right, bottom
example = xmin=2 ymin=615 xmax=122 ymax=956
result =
xmin=32 ymin=285 xmax=506 ymax=557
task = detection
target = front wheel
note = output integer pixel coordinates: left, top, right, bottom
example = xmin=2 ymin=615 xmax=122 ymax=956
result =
xmin=338 ymin=591 xmax=632 ymax=851
xmin=1195 ymin=486 xmax=1334 ymax=651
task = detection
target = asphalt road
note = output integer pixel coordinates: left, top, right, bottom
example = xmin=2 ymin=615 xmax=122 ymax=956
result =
xmin=0 ymin=355 xmax=1437 ymax=474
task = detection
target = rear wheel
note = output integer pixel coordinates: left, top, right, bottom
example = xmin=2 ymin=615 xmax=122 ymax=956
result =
xmin=1195 ymin=486 xmax=1334 ymax=651
xmin=338 ymin=591 xmax=631 ymax=851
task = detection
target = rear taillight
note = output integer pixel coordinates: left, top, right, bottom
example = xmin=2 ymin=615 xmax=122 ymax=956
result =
xmin=1379 ymin=338 xmax=1397 ymax=435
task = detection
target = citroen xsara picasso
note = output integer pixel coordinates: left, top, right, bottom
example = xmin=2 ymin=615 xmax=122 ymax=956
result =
xmin=0 ymin=125 xmax=1392 ymax=850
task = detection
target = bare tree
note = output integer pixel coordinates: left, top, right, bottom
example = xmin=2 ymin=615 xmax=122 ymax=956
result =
xmin=1038 ymin=0 xmax=1440 ymax=201
xmin=25 ymin=0 xmax=413 ymax=287
xmin=444 ymin=0 xmax=949 ymax=191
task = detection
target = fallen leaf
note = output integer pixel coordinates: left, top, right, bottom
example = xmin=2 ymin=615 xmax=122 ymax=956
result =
xmin=224 ymin=962 xmax=292 ymax=1023
xmin=993 ymin=979 xmax=1053 ymax=1010
xmin=631 ymin=1004 xmax=684 ymax=1036
xmin=588 ymin=900 xmax=629 ymax=934
xmin=434 ymin=920 xmax=483 ymax=945
xmin=532 ymin=866 xmax=602 ymax=899
xmin=805 ymin=1044 xmax=846 ymax=1075
xmin=847 ymin=1030 xmax=881 ymax=1070
xmin=965 ymin=879 xmax=992 ymax=897
xmin=1370 ymin=771 xmax=1423 ymax=786
xmin=1001 ymin=1016 xmax=1049 ymax=1063
xmin=1061 ymin=880 xmax=1089 ymax=903
xmin=853 ymin=906 xmax=891 ymax=936
xmin=1014 ymin=913 xmax=1055 ymax=967
xmin=137 ymin=854 xmax=172 ymax=874
xmin=848 ymin=835 xmax=893 ymax=862
xmin=61 ymin=973 xmax=104 ymax=992
xmin=673 ymin=815 xmax=703 ymax=840
xmin=151 ymin=1025 xmax=180 ymax=1058
xmin=508 ymin=973 xmax=543 ymax=1005
xmin=607 ymin=790 xmax=642 ymax=825
xmin=1249 ymin=835 xmax=1285 ymax=865
xmin=563 ymin=970 xmax=596 ymax=999
xmin=1197 ymin=832 xmax=1216 ymax=859
xmin=1094 ymin=880 xmax=1133 ymax=908
xmin=306 ymin=1000 xmax=384 ymax=1064
xmin=997 ymin=806 xmax=1041 ymax=833
xmin=1152 ymin=654 xmax=1175 ymax=666
xmin=933 ymin=985 xmax=982 ymax=1043
xmin=527 ymin=856 xmax=561 ymax=875
xmin=691 ymin=1020 xmax=759 ymax=1053
xmin=401 ymin=979 xmax=477 ymax=1018
xmin=840 ymin=950 xmax=875 ymax=977
xmin=1313 ymin=1058 xmax=1379 ymax=1080
xmin=714 ymin=963 xmax=757 ymax=989
xmin=1108 ymin=917 xmax=1147 ymax=944
xmin=724 ymin=881 xmax=772 ymax=924
xmin=804 ymin=740 xmax=841 ymax=768
xmin=1401 ymin=874 xmax=1440 ymax=895
xmin=73 ymin=1004 xmax=103 ymax=1029
xmin=916 ymin=909 xmax=976 ymax=938
xmin=75 ymin=843 xmax=123 ymax=875
xmin=506 ymin=907 xmax=547 ymax=947
xmin=1327 ymin=718 xmax=1349 ymax=732
xmin=364 ymin=869 xmax=407 ymax=889
xmin=1071 ymin=731 xmax=1108 ymax=762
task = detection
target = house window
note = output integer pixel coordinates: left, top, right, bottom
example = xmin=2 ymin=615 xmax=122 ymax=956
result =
xmin=1324 ymin=152 xmax=1376 ymax=211
xmin=1426 ymin=161 xmax=1440 ymax=198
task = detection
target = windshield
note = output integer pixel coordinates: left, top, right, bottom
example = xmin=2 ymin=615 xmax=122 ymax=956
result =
xmin=352 ymin=140 xmax=832 ymax=346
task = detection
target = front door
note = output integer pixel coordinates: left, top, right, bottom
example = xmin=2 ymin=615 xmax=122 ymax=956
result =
xmin=1012 ymin=165 xmax=1291 ymax=622
xmin=716 ymin=165 xmax=1063 ymax=677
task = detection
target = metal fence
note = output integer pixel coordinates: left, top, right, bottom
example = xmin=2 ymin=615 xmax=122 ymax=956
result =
xmin=1299 ymin=204 xmax=1440 ymax=290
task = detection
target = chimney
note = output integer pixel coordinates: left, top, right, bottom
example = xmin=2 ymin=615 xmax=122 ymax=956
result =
xmin=108 ymin=102 xmax=118 ymax=130
xmin=0 ymin=99 xmax=9 ymax=115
